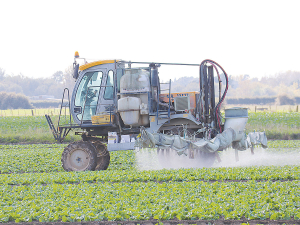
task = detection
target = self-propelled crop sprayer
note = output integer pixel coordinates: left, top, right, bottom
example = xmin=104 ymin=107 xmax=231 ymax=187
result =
xmin=45 ymin=52 xmax=267 ymax=171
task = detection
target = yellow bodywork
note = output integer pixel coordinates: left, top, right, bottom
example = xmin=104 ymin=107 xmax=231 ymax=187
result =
xmin=91 ymin=114 xmax=115 ymax=125
xmin=79 ymin=60 xmax=117 ymax=71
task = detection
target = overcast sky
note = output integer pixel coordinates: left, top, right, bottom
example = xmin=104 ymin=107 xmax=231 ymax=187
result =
xmin=0 ymin=0 xmax=299 ymax=81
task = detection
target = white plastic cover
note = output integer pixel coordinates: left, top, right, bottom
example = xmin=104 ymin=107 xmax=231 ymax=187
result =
xmin=136 ymin=128 xmax=267 ymax=155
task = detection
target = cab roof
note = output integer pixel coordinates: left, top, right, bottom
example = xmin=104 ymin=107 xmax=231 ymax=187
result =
xmin=79 ymin=60 xmax=117 ymax=71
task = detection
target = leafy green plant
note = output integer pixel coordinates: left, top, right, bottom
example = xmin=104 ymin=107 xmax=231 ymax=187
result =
xmin=0 ymin=180 xmax=299 ymax=223
xmin=246 ymin=112 xmax=300 ymax=140
xmin=0 ymin=138 xmax=300 ymax=223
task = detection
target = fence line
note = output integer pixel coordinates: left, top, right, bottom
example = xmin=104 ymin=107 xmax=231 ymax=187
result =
xmin=224 ymin=105 xmax=299 ymax=112
xmin=0 ymin=105 xmax=298 ymax=117
xmin=0 ymin=108 xmax=70 ymax=117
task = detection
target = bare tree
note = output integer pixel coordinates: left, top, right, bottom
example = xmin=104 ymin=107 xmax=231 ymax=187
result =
xmin=63 ymin=65 xmax=76 ymax=95
xmin=0 ymin=68 xmax=5 ymax=81
xmin=52 ymin=71 xmax=64 ymax=83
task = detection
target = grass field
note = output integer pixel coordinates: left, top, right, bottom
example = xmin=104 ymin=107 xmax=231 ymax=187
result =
xmin=0 ymin=115 xmax=80 ymax=143
xmin=0 ymin=110 xmax=298 ymax=143
xmin=0 ymin=141 xmax=299 ymax=223
xmin=0 ymin=108 xmax=69 ymax=117
xmin=1 ymin=105 xmax=298 ymax=117
xmin=245 ymin=111 xmax=300 ymax=139
xmin=0 ymin=104 xmax=298 ymax=117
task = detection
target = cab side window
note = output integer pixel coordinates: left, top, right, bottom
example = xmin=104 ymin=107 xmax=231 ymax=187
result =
xmin=104 ymin=70 xmax=114 ymax=100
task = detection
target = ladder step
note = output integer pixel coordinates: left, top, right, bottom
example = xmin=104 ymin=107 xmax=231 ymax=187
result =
xmin=45 ymin=114 xmax=59 ymax=141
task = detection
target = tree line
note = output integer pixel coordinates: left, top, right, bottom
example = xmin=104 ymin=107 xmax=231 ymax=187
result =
xmin=171 ymin=70 xmax=300 ymax=105
xmin=0 ymin=66 xmax=299 ymax=109
xmin=226 ymin=96 xmax=300 ymax=105
xmin=0 ymin=66 xmax=74 ymax=99
xmin=0 ymin=65 xmax=75 ymax=109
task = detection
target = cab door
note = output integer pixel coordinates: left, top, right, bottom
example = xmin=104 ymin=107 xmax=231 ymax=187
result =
xmin=74 ymin=70 xmax=105 ymax=121
xmin=96 ymin=70 xmax=115 ymax=115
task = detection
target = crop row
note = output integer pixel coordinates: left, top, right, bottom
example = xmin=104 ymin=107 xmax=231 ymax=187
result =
xmin=0 ymin=165 xmax=299 ymax=186
xmin=0 ymin=144 xmax=136 ymax=173
xmin=0 ymin=180 xmax=299 ymax=223
xmin=267 ymin=140 xmax=300 ymax=149
xmin=1 ymin=141 xmax=299 ymax=174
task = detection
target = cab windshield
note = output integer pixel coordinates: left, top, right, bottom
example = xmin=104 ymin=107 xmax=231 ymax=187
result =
xmin=75 ymin=71 xmax=103 ymax=120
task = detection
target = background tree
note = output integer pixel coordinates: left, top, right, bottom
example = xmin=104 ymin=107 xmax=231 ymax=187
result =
xmin=0 ymin=92 xmax=33 ymax=109
xmin=276 ymin=95 xmax=296 ymax=105
xmin=0 ymin=68 xmax=5 ymax=81
xmin=63 ymin=65 xmax=75 ymax=94
xmin=52 ymin=71 xmax=64 ymax=83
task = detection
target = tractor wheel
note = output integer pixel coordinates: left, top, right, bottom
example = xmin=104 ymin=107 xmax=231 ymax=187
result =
xmin=93 ymin=141 xmax=110 ymax=170
xmin=61 ymin=141 xmax=97 ymax=172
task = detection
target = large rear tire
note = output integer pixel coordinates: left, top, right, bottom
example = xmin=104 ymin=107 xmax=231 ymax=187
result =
xmin=93 ymin=141 xmax=110 ymax=170
xmin=61 ymin=141 xmax=97 ymax=172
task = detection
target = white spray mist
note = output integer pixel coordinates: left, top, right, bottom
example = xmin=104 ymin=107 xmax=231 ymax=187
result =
xmin=135 ymin=147 xmax=300 ymax=170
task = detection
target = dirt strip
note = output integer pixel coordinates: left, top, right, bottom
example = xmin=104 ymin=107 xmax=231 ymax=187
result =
xmin=1 ymin=219 xmax=300 ymax=225
xmin=1 ymin=178 xmax=299 ymax=187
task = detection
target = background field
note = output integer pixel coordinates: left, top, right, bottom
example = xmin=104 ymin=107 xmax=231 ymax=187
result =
xmin=0 ymin=114 xmax=79 ymax=143
xmin=0 ymin=104 xmax=298 ymax=116
xmin=0 ymin=109 xmax=298 ymax=143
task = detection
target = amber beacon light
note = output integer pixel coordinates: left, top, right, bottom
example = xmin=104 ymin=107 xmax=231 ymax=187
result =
xmin=75 ymin=51 xmax=79 ymax=58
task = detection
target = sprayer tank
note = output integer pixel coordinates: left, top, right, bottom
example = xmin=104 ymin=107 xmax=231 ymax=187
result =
xmin=117 ymin=69 xmax=150 ymax=126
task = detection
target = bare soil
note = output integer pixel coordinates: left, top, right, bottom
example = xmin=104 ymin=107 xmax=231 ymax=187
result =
xmin=1 ymin=219 xmax=300 ymax=225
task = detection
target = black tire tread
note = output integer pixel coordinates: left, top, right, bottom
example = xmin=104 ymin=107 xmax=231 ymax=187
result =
xmin=93 ymin=141 xmax=110 ymax=171
xmin=61 ymin=141 xmax=97 ymax=172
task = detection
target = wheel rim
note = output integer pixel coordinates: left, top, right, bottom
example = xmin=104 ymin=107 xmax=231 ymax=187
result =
xmin=68 ymin=149 xmax=90 ymax=171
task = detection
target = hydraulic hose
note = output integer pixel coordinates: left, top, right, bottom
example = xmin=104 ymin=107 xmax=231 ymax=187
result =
xmin=199 ymin=59 xmax=229 ymax=132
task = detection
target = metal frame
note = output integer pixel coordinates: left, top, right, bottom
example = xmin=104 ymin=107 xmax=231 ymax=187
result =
xmin=45 ymin=88 xmax=77 ymax=142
